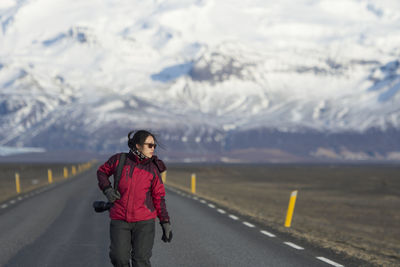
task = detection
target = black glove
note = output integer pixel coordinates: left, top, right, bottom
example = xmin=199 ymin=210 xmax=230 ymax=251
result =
xmin=160 ymin=221 xmax=173 ymax=243
xmin=103 ymin=187 xmax=121 ymax=203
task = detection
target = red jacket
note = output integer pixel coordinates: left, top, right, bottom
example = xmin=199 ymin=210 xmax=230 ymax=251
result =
xmin=97 ymin=151 xmax=170 ymax=223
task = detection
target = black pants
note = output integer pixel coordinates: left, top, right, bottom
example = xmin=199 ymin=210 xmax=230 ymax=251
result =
xmin=109 ymin=219 xmax=155 ymax=267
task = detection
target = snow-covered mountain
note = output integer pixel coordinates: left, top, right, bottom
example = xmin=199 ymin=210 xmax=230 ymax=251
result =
xmin=1 ymin=0 xmax=400 ymax=161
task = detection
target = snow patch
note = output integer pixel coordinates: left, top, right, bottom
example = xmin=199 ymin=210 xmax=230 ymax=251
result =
xmin=0 ymin=146 xmax=45 ymax=156
xmin=95 ymin=100 xmax=125 ymax=112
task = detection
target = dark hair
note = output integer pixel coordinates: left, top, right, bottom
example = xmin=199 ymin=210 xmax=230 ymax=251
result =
xmin=127 ymin=130 xmax=160 ymax=150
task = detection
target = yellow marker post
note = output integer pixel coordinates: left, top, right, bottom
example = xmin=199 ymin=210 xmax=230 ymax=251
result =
xmin=64 ymin=167 xmax=68 ymax=178
xmin=285 ymin=190 xmax=298 ymax=227
xmin=191 ymin=173 xmax=196 ymax=194
xmin=161 ymin=171 xmax=167 ymax=183
xmin=48 ymin=169 xmax=53 ymax=184
xmin=72 ymin=166 xmax=77 ymax=176
xmin=15 ymin=173 xmax=21 ymax=194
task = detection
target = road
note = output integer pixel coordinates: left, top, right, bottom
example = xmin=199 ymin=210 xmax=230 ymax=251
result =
xmin=0 ymin=169 xmax=350 ymax=267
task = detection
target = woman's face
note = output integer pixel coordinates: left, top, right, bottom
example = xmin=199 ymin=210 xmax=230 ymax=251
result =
xmin=136 ymin=135 xmax=156 ymax=158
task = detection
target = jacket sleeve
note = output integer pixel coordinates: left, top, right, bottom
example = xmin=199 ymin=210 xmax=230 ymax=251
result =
xmin=97 ymin=153 xmax=119 ymax=191
xmin=151 ymin=165 xmax=170 ymax=222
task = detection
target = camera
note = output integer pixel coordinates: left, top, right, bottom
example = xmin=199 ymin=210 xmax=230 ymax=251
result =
xmin=93 ymin=201 xmax=113 ymax=213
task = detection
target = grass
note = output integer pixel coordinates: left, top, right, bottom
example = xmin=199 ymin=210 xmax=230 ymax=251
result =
xmin=0 ymin=162 xmax=94 ymax=203
xmin=164 ymin=163 xmax=400 ymax=267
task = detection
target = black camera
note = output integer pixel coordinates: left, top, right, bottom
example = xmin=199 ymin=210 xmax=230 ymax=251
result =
xmin=93 ymin=201 xmax=113 ymax=213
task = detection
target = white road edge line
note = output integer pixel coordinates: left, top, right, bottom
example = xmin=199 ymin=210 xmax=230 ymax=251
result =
xmin=260 ymin=230 xmax=276 ymax=237
xmin=1 ymin=204 xmax=8 ymax=209
xmin=217 ymin=209 xmax=226 ymax=214
xmin=18 ymin=197 xmax=23 ymax=201
xmin=284 ymin=242 xmax=304 ymax=250
xmin=243 ymin=222 xmax=255 ymax=228
xmin=200 ymin=200 xmax=207 ymax=204
xmin=229 ymin=214 xmax=239 ymax=220
xmin=208 ymin=204 xmax=216 ymax=208
xmin=193 ymin=196 xmax=198 ymax=200
xmin=9 ymin=200 xmax=16 ymax=204
xmin=316 ymin=257 xmax=344 ymax=267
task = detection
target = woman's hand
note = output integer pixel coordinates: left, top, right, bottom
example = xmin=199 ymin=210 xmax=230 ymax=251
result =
xmin=103 ymin=187 xmax=121 ymax=203
xmin=160 ymin=221 xmax=173 ymax=242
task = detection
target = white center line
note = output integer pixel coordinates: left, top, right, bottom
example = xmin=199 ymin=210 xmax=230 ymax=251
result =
xmin=217 ymin=209 xmax=226 ymax=214
xmin=284 ymin=242 xmax=304 ymax=250
xmin=17 ymin=197 xmax=23 ymax=201
xmin=260 ymin=230 xmax=276 ymax=237
xmin=9 ymin=200 xmax=16 ymax=204
xmin=243 ymin=222 xmax=255 ymax=228
xmin=229 ymin=214 xmax=239 ymax=220
xmin=316 ymin=257 xmax=344 ymax=267
xmin=1 ymin=204 xmax=8 ymax=209
xmin=208 ymin=204 xmax=216 ymax=208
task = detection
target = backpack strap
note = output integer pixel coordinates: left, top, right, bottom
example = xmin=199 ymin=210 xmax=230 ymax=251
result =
xmin=113 ymin=153 xmax=127 ymax=193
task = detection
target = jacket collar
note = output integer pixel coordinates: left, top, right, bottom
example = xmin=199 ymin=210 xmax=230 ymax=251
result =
xmin=127 ymin=150 xmax=151 ymax=165
xmin=126 ymin=151 xmax=166 ymax=172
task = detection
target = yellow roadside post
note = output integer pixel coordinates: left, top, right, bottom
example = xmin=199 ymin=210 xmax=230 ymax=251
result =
xmin=161 ymin=171 xmax=167 ymax=183
xmin=48 ymin=169 xmax=53 ymax=184
xmin=72 ymin=166 xmax=77 ymax=176
xmin=15 ymin=173 xmax=21 ymax=194
xmin=191 ymin=173 xmax=196 ymax=194
xmin=285 ymin=190 xmax=298 ymax=227
xmin=64 ymin=167 xmax=68 ymax=178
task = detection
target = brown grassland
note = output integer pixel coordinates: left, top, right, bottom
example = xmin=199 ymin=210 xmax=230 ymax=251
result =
xmin=0 ymin=163 xmax=85 ymax=203
xmin=165 ymin=163 xmax=400 ymax=267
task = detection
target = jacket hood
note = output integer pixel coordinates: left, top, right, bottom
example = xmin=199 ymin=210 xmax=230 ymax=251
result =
xmin=152 ymin=155 xmax=167 ymax=173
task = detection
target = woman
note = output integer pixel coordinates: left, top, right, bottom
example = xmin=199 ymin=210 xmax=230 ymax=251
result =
xmin=97 ymin=130 xmax=172 ymax=267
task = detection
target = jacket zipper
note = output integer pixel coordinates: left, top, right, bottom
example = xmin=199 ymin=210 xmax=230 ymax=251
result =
xmin=125 ymin=165 xmax=135 ymax=221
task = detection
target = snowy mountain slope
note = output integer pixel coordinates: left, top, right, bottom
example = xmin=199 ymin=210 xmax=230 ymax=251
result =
xmin=0 ymin=0 xmax=400 ymax=160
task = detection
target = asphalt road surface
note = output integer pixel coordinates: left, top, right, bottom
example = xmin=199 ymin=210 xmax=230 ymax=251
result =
xmin=0 ymin=170 xmax=352 ymax=267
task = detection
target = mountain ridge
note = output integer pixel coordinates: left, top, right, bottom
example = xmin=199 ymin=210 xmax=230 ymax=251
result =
xmin=1 ymin=0 xmax=399 ymax=161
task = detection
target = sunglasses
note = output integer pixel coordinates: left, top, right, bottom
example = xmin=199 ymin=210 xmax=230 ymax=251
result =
xmin=144 ymin=143 xmax=157 ymax=149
